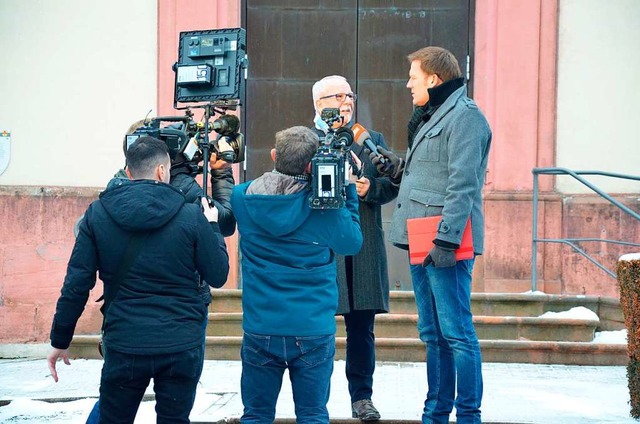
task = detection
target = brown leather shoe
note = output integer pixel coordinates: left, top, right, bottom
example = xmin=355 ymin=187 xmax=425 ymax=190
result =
xmin=352 ymin=399 xmax=381 ymax=421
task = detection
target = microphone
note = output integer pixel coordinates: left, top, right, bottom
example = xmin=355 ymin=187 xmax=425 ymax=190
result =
xmin=212 ymin=114 xmax=240 ymax=136
xmin=352 ymin=123 xmax=387 ymax=166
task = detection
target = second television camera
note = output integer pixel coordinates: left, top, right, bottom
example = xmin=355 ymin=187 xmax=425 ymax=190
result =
xmin=126 ymin=112 xmax=244 ymax=178
xmin=309 ymin=108 xmax=357 ymax=209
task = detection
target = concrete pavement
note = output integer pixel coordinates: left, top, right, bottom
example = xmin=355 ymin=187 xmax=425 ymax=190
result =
xmin=0 ymin=356 xmax=635 ymax=423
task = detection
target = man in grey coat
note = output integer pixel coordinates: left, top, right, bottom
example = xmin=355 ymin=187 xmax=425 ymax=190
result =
xmin=371 ymin=47 xmax=491 ymax=424
xmin=311 ymin=75 xmax=399 ymax=421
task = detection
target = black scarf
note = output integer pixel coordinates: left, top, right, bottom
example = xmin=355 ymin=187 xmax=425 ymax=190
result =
xmin=407 ymin=77 xmax=465 ymax=148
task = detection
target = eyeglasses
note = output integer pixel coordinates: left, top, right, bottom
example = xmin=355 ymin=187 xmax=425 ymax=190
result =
xmin=318 ymin=92 xmax=357 ymax=103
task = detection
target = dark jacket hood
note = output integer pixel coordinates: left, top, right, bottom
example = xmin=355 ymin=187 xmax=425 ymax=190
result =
xmin=99 ymin=179 xmax=186 ymax=232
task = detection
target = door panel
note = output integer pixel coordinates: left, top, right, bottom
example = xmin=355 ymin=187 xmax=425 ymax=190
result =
xmin=244 ymin=0 xmax=472 ymax=290
xmin=245 ymin=2 xmax=357 ymax=181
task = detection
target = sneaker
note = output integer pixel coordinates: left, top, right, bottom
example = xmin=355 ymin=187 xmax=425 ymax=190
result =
xmin=351 ymin=399 xmax=381 ymax=421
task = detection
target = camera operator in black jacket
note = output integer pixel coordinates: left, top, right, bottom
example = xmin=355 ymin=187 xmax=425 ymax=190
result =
xmin=114 ymin=120 xmax=236 ymax=306
xmin=48 ymin=136 xmax=229 ymax=423
xmin=120 ymin=119 xmax=236 ymax=238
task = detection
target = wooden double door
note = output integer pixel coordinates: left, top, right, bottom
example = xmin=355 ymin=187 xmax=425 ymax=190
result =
xmin=241 ymin=0 xmax=474 ymax=289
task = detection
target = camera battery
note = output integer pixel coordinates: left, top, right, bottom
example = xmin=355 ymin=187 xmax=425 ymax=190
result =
xmin=176 ymin=64 xmax=213 ymax=86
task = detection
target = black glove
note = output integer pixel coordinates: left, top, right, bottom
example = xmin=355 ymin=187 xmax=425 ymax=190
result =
xmin=368 ymin=146 xmax=404 ymax=182
xmin=422 ymin=245 xmax=457 ymax=268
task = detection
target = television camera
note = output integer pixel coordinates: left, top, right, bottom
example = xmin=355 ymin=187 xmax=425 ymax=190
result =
xmin=125 ymin=112 xmax=244 ymax=178
xmin=308 ymin=108 xmax=360 ymax=209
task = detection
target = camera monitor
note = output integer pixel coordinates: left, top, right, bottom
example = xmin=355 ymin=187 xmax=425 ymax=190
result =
xmin=173 ymin=28 xmax=247 ymax=106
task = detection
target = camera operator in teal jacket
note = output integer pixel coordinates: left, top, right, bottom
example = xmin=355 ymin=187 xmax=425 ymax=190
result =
xmin=231 ymin=126 xmax=363 ymax=423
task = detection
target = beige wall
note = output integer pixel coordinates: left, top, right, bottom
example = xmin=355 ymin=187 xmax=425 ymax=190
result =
xmin=557 ymin=0 xmax=640 ymax=194
xmin=0 ymin=0 xmax=157 ymax=187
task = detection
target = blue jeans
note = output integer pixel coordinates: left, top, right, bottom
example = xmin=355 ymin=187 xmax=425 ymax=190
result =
xmin=99 ymin=344 xmax=204 ymax=424
xmin=240 ymin=332 xmax=335 ymax=423
xmin=85 ymin=399 xmax=99 ymax=424
xmin=410 ymin=259 xmax=483 ymax=424
xmin=343 ymin=309 xmax=376 ymax=402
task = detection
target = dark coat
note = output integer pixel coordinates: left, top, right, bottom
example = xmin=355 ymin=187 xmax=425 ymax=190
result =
xmin=114 ymin=167 xmax=236 ymax=237
xmin=111 ymin=167 xmax=236 ymax=306
xmin=171 ymin=167 xmax=236 ymax=237
xmin=50 ymin=180 xmax=229 ymax=355
xmin=314 ymin=126 xmax=399 ymax=314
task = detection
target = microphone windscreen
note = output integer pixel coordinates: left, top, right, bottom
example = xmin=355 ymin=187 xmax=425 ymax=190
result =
xmin=223 ymin=115 xmax=240 ymax=133
xmin=334 ymin=127 xmax=354 ymax=148
xmin=351 ymin=123 xmax=370 ymax=147
xmin=213 ymin=114 xmax=240 ymax=135
xmin=352 ymin=123 xmax=380 ymax=155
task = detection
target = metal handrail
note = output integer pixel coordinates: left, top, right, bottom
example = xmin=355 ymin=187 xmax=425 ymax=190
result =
xmin=531 ymin=167 xmax=640 ymax=291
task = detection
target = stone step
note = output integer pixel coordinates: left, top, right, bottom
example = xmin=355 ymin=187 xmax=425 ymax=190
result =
xmin=69 ymin=335 xmax=626 ymax=366
xmin=206 ymin=312 xmax=599 ymax=342
xmin=0 ymin=398 xmax=515 ymax=424
xmin=210 ymin=290 xmax=624 ymax=331
xmin=190 ymin=419 xmax=519 ymax=424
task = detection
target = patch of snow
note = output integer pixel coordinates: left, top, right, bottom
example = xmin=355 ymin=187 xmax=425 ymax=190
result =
xmin=593 ymin=329 xmax=627 ymax=344
xmin=0 ymin=398 xmax=161 ymax=423
xmin=620 ymin=252 xmax=640 ymax=262
xmin=539 ymin=306 xmax=599 ymax=321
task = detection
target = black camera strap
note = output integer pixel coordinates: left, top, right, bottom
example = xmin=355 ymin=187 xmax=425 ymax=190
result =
xmin=99 ymin=232 xmax=150 ymax=332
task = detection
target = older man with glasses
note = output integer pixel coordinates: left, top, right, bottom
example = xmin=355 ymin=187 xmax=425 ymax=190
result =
xmin=311 ymin=75 xmax=399 ymax=421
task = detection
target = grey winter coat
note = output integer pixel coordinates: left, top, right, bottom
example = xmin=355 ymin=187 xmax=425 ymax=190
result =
xmin=389 ymin=85 xmax=491 ymax=254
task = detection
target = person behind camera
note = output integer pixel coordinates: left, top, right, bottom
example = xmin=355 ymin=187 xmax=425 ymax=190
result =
xmin=119 ymin=119 xmax=236 ymax=238
xmin=231 ymin=126 xmax=363 ymax=423
xmin=311 ymin=75 xmax=399 ymax=421
xmin=48 ymin=136 xmax=230 ymax=424
xmin=371 ymin=47 xmax=492 ymax=424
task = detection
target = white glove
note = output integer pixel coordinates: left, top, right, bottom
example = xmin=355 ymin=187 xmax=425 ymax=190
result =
xmin=201 ymin=197 xmax=219 ymax=223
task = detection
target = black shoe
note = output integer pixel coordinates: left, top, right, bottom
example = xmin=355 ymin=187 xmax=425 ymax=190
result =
xmin=352 ymin=399 xmax=380 ymax=421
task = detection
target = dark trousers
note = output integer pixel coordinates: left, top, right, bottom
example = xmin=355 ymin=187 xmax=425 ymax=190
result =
xmin=344 ymin=309 xmax=376 ymax=402
xmin=99 ymin=344 xmax=204 ymax=424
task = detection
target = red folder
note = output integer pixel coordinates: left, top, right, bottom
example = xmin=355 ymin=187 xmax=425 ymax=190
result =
xmin=407 ymin=216 xmax=474 ymax=265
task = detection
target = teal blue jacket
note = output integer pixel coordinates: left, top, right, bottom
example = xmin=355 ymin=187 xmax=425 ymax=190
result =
xmin=231 ymin=180 xmax=362 ymax=336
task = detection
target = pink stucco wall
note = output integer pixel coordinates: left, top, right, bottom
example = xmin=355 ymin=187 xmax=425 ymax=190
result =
xmin=475 ymin=0 xmax=557 ymax=192
xmin=474 ymin=0 xmax=562 ymax=293
xmin=0 ymin=187 xmax=101 ymax=343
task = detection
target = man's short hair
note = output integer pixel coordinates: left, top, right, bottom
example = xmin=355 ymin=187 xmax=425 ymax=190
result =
xmin=126 ymin=136 xmax=170 ymax=179
xmin=312 ymin=75 xmax=349 ymax=103
xmin=274 ymin=126 xmax=318 ymax=176
xmin=407 ymin=47 xmax=462 ymax=82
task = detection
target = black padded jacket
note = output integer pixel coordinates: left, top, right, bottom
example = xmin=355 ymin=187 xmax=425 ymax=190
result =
xmin=51 ymin=179 xmax=229 ymax=354
xmin=170 ymin=167 xmax=236 ymax=237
